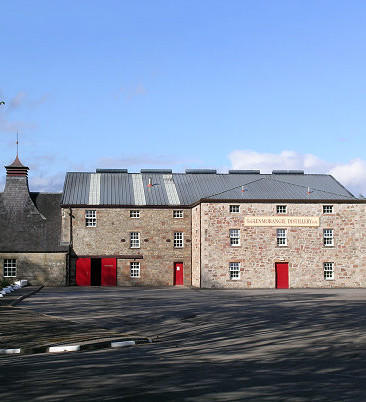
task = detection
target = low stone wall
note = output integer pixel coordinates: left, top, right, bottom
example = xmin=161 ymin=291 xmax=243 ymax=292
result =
xmin=0 ymin=253 xmax=67 ymax=286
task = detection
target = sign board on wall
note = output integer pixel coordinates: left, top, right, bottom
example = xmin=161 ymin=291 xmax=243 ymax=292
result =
xmin=244 ymin=216 xmax=319 ymax=227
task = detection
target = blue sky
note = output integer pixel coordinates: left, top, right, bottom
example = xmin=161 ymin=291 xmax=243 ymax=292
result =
xmin=1 ymin=0 xmax=366 ymax=194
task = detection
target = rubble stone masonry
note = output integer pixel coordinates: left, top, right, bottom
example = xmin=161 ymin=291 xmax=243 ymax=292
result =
xmin=191 ymin=204 xmax=201 ymax=287
xmin=0 ymin=253 xmax=67 ymax=286
xmin=195 ymin=202 xmax=366 ymax=288
xmin=62 ymin=207 xmax=191 ymax=286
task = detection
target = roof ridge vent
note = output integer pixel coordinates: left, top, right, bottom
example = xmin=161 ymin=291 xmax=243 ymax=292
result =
xmin=185 ymin=169 xmax=217 ymax=174
xmin=96 ymin=169 xmax=128 ymax=173
xmin=272 ymin=170 xmax=304 ymax=175
xmin=140 ymin=169 xmax=173 ymax=174
xmin=228 ymin=170 xmax=260 ymax=174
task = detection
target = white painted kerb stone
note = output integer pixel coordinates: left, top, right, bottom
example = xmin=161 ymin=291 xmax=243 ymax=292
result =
xmin=111 ymin=341 xmax=136 ymax=348
xmin=0 ymin=349 xmax=21 ymax=354
xmin=48 ymin=345 xmax=80 ymax=353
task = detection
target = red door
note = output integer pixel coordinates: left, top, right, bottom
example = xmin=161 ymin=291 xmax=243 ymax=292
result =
xmin=101 ymin=258 xmax=117 ymax=286
xmin=174 ymin=263 xmax=184 ymax=285
xmin=276 ymin=263 xmax=289 ymax=289
xmin=76 ymin=258 xmax=91 ymax=286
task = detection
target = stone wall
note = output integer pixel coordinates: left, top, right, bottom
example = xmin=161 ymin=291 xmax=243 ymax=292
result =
xmin=0 ymin=253 xmax=67 ymax=286
xmin=196 ymin=202 xmax=366 ymax=288
xmin=64 ymin=207 xmax=192 ymax=286
xmin=191 ymin=205 xmax=201 ymax=287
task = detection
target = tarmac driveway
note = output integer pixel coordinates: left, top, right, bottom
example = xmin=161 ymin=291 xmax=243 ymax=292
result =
xmin=2 ymin=287 xmax=366 ymax=401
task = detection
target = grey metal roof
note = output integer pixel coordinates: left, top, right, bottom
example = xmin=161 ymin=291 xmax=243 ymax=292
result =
xmin=61 ymin=171 xmax=357 ymax=206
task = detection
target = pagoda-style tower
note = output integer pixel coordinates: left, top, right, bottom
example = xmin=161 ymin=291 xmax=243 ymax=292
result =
xmin=0 ymin=153 xmax=68 ymax=285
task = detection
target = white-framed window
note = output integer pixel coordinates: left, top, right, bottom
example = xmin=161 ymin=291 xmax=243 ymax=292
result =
xmin=323 ymin=205 xmax=333 ymax=214
xmin=130 ymin=210 xmax=140 ymax=218
xmin=85 ymin=210 xmax=96 ymax=227
xmin=324 ymin=262 xmax=334 ymax=280
xmin=276 ymin=205 xmax=287 ymax=214
xmin=229 ymin=205 xmax=240 ymax=213
xmin=130 ymin=232 xmax=140 ymax=248
xmin=323 ymin=229 xmax=334 ymax=246
xmin=174 ymin=232 xmax=184 ymax=248
xmin=173 ymin=210 xmax=183 ymax=218
xmin=229 ymin=229 xmax=240 ymax=246
xmin=130 ymin=262 xmax=140 ymax=278
xmin=277 ymin=229 xmax=287 ymax=246
xmin=229 ymin=262 xmax=240 ymax=280
xmin=3 ymin=259 xmax=16 ymax=277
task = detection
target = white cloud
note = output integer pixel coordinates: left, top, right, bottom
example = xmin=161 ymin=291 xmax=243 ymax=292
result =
xmin=0 ymin=170 xmax=65 ymax=193
xmin=28 ymin=173 xmax=65 ymax=192
xmin=329 ymin=159 xmax=366 ymax=193
xmin=229 ymin=149 xmax=366 ymax=196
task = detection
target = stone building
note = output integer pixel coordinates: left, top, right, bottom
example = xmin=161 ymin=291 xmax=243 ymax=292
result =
xmin=61 ymin=169 xmax=192 ymax=286
xmin=0 ymin=155 xmax=68 ymax=285
xmin=191 ymin=171 xmax=366 ymax=288
xmin=2 ymin=159 xmax=366 ymax=289
xmin=61 ymin=168 xmax=366 ymax=288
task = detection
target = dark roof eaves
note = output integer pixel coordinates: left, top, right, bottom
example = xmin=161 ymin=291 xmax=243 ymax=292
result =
xmin=198 ymin=198 xmax=365 ymax=205
xmin=61 ymin=197 xmax=366 ymax=209
xmin=60 ymin=203 xmax=192 ymax=209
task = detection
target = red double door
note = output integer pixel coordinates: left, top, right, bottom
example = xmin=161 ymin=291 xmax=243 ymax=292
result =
xmin=76 ymin=258 xmax=116 ymax=286
xmin=276 ymin=262 xmax=289 ymax=289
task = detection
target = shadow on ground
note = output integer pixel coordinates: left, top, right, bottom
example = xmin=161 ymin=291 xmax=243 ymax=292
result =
xmin=1 ymin=288 xmax=366 ymax=401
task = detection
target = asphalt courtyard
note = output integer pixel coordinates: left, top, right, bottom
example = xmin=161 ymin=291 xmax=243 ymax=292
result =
xmin=2 ymin=287 xmax=366 ymax=401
